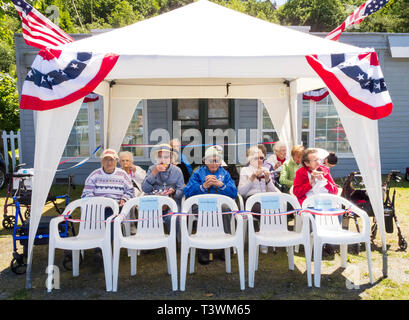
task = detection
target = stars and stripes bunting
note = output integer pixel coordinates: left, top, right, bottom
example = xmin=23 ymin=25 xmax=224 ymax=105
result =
xmin=305 ymin=51 xmax=393 ymax=120
xmin=302 ymin=88 xmax=330 ymax=102
xmin=326 ymin=0 xmax=391 ymax=41
xmin=12 ymin=0 xmax=74 ymax=50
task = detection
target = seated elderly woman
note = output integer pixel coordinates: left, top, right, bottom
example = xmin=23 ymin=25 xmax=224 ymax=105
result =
xmin=239 ymin=145 xmax=280 ymax=254
xmin=142 ymin=143 xmax=185 ymax=232
xmin=279 ymin=145 xmax=305 ymax=192
xmin=266 ymin=141 xmax=287 ymax=180
xmin=239 ymin=145 xmax=278 ymax=200
xmin=293 ymin=148 xmax=338 ymax=206
xmin=119 ymin=151 xmax=146 ymax=196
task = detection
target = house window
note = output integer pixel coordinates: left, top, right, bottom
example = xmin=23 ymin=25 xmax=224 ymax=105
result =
xmin=302 ymin=95 xmax=352 ymax=156
xmin=120 ymin=101 xmax=146 ymax=158
xmin=62 ymin=100 xmax=103 ymax=158
xmin=260 ymin=104 xmax=278 ymax=154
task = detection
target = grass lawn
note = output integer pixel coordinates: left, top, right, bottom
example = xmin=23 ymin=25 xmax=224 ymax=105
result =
xmin=0 ymin=175 xmax=408 ymax=300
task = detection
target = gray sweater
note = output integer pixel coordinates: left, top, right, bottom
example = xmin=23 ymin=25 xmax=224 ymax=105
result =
xmin=141 ymin=164 xmax=185 ymax=208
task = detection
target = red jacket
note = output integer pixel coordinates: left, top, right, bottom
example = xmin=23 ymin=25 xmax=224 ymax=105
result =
xmin=293 ymin=165 xmax=338 ymax=205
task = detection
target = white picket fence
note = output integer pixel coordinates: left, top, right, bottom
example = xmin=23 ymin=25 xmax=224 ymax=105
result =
xmin=2 ymin=130 xmax=21 ymax=173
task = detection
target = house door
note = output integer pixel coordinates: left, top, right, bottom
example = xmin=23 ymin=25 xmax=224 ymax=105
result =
xmin=172 ymin=99 xmax=235 ymax=164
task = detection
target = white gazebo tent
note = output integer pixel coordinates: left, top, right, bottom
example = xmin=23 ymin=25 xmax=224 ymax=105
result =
xmin=25 ymin=0 xmax=388 ymax=288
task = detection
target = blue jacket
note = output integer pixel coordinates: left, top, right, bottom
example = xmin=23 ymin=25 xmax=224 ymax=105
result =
xmin=184 ymin=165 xmax=237 ymax=199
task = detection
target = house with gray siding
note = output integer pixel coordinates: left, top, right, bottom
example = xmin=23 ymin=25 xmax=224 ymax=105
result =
xmin=14 ymin=31 xmax=409 ymax=184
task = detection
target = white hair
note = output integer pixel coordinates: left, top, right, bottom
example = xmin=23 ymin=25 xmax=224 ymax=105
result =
xmin=246 ymin=145 xmax=263 ymax=163
xmin=273 ymin=141 xmax=287 ymax=153
xmin=119 ymin=151 xmax=134 ymax=160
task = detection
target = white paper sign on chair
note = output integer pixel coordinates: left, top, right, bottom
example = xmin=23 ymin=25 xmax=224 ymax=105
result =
xmin=198 ymin=198 xmax=218 ymax=212
xmin=261 ymin=195 xmax=280 ymax=211
xmin=139 ymin=197 xmax=159 ymax=211
xmin=314 ymin=199 xmax=333 ymax=211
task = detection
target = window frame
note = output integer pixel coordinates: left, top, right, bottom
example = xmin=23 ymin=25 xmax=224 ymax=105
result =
xmin=258 ymin=98 xmax=354 ymax=159
xmin=302 ymin=97 xmax=353 ymax=159
xmin=60 ymin=99 xmax=149 ymax=162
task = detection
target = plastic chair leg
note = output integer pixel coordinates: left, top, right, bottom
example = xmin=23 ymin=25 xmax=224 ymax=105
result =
xmin=102 ymin=246 xmax=113 ymax=292
xmin=180 ymin=244 xmax=189 ymax=292
xmin=112 ymin=245 xmax=121 ymax=292
xmin=189 ymin=248 xmax=196 ymax=274
xmin=304 ymin=241 xmax=312 ymax=287
xmin=365 ymin=241 xmax=374 ymax=284
xmin=236 ymin=243 xmax=245 ymax=291
xmin=248 ymin=238 xmax=256 ymax=288
xmin=225 ymin=247 xmax=231 ymax=273
xmin=295 ymin=215 xmax=302 ymax=253
xmin=313 ymin=241 xmax=322 ymax=288
xmin=255 ymin=245 xmax=259 ymax=271
xmin=72 ymin=250 xmax=80 ymax=277
xmin=130 ymin=249 xmax=137 ymax=276
xmin=169 ymin=243 xmax=178 ymax=291
xmin=47 ymin=245 xmax=55 ymax=293
xmin=340 ymin=244 xmax=348 ymax=268
xmin=287 ymin=246 xmax=294 ymax=271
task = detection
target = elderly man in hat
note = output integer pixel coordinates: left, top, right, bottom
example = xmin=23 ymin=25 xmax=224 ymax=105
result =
xmin=82 ymin=148 xmax=134 ymax=206
xmin=184 ymin=146 xmax=237 ymax=264
xmin=142 ymin=143 xmax=185 ymax=231
xmin=82 ymin=148 xmax=134 ymax=262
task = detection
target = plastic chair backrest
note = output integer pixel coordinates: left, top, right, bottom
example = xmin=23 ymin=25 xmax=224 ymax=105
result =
xmin=121 ymin=195 xmax=178 ymax=235
xmin=245 ymin=192 xmax=300 ymax=232
xmin=182 ymin=194 xmax=238 ymax=234
xmin=63 ymin=197 xmax=119 ymax=237
xmin=302 ymin=194 xmax=350 ymax=230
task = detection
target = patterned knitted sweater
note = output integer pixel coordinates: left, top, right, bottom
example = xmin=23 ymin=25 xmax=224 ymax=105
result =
xmin=81 ymin=167 xmax=134 ymax=202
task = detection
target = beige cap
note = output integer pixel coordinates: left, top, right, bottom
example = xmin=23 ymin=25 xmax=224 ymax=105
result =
xmin=203 ymin=146 xmax=223 ymax=162
xmin=100 ymin=148 xmax=119 ymax=160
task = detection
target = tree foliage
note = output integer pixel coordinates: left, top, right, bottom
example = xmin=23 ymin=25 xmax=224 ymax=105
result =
xmin=0 ymin=72 xmax=20 ymax=132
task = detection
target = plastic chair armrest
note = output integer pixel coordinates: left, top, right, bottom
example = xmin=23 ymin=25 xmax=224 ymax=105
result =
xmin=50 ymin=215 xmax=66 ymax=239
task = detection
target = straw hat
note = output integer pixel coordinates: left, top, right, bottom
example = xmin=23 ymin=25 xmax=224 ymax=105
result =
xmin=100 ymin=148 xmax=119 ymax=160
xmin=151 ymin=143 xmax=177 ymax=162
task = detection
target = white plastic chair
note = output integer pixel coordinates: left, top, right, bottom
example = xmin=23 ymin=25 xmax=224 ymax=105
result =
xmin=245 ymin=192 xmax=312 ymax=288
xmin=112 ymin=195 xmax=178 ymax=291
xmin=302 ymin=194 xmax=373 ymax=287
xmin=180 ymin=194 xmax=245 ymax=291
xmin=289 ymin=185 xmax=302 ymax=253
xmin=47 ymin=197 xmax=119 ymax=292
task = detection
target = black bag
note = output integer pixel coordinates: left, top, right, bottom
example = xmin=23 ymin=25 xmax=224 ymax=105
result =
xmin=406 ymin=167 xmax=409 ymax=181
xmin=384 ymin=207 xmax=394 ymax=234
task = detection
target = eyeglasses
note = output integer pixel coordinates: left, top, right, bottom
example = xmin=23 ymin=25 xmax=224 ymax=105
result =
xmin=205 ymin=160 xmax=221 ymax=164
xmin=257 ymin=157 xmax=265 ymax=161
